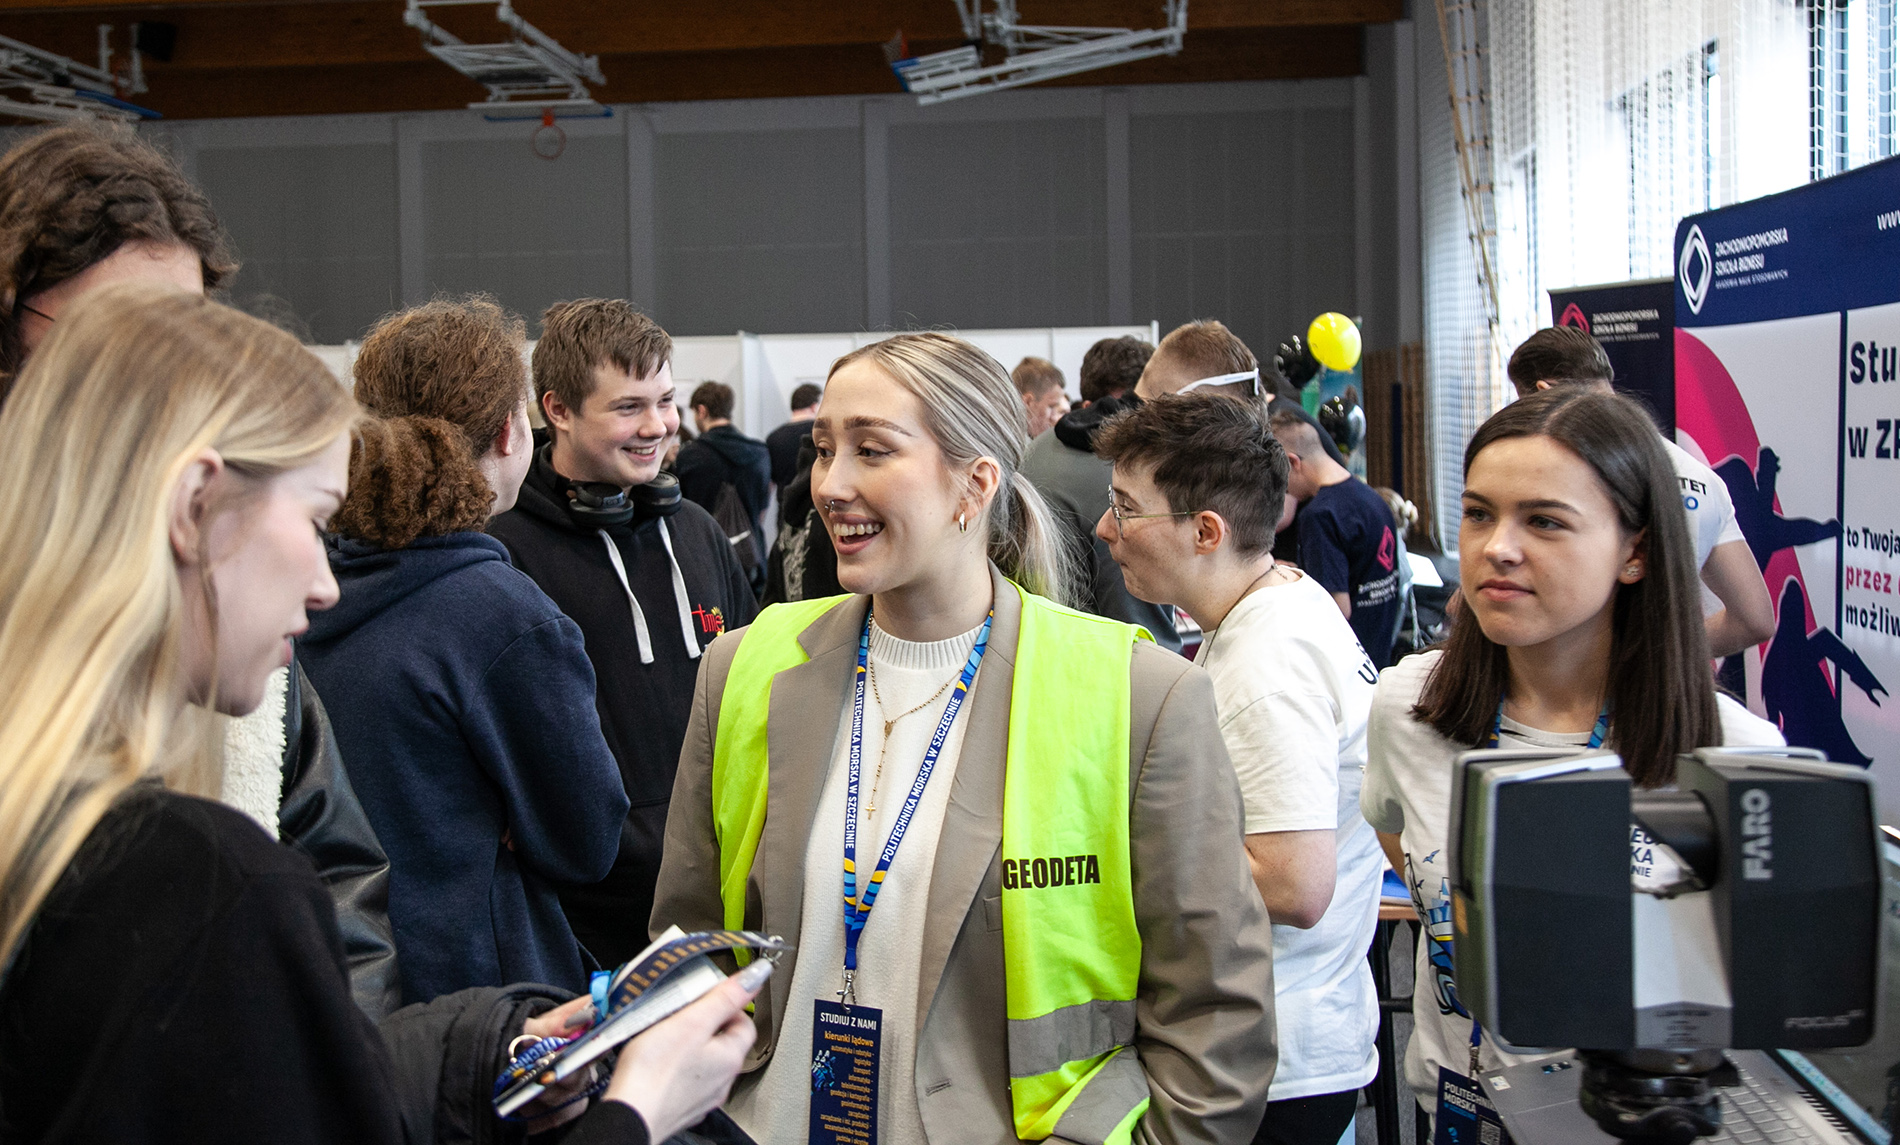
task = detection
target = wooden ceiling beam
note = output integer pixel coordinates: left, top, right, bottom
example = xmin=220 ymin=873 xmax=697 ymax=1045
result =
xmin=0 ymin=0 xmax=1399 ymax=71
xmin=120 ymin=25 xmax=1363 ymax=120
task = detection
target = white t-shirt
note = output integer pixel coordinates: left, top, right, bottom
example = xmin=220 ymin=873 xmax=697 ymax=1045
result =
xmin=726 ymin=619 xmax=984 ymax=1145
xmin=1195 ymin=570 xmax=1383 ymax=1100
xmin=1359 ymin=649 xmax=1785 ymax=1097
xmin=1661 ymin=435 xmax=1747 ymax=618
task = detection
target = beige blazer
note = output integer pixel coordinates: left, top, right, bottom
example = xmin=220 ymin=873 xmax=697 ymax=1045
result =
xmin=651 ymin=566 xmax=1277 ymax=1145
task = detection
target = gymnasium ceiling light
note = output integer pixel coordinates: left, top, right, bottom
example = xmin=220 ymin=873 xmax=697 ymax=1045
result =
xmin=405 ymin=0 xmax=606 ymax=119
xmin=888 ymin=0 xmax=1187 ymax=105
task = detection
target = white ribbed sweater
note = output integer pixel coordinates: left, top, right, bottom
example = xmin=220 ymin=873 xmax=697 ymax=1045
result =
xmin=726 ymin=618 xmax=986 ymax=1145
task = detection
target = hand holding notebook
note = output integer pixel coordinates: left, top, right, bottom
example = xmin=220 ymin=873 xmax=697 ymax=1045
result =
xmin=601 ymin=958 xmax=774 ymax=1140
xmin=493 ymin=927 xmax=791 ymax=1122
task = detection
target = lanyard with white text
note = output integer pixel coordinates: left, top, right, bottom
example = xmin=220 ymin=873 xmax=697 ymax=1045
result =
xmin=839 ymin=609 xmax=992 ymax=1004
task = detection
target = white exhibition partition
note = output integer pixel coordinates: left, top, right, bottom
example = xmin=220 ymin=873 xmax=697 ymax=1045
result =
xmin=308 ymin=343 xmax=360 ymax=385
xmin=311 ymin=323 xmax=1158 ymax=439
xmin=728 ymin=323 xmax=1158 ymax=437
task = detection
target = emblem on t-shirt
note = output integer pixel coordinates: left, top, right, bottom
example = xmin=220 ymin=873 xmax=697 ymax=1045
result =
xmin=1377 ymin=525 xmax=1396 ymax=572
xmin=1408 ymin=868 xmax=1470 ymax=1018
xmin=692 ymin=604 xmax=727 ymax=638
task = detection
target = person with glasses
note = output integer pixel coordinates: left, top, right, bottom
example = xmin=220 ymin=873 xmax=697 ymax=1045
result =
xmin=1094 ymin=393 xmax=1383 ymax=1145
xmin=651 ymin=332 xmax=1277 ymax=1145
xmin=1130 ymin=320 xmax=1352 ymax=582
xmin=0 ymin=124 xmax=231 ymax=391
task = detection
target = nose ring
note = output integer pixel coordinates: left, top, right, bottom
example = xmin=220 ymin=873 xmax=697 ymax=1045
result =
xmin=826 ymin=499 xmax=841 ymax=513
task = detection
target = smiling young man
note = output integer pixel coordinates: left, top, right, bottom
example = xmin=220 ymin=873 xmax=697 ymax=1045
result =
xmin=1094 ymin=393 xmax=1382 ymax=1145
xmin=488 ymin=298 xmax=756 ymax=964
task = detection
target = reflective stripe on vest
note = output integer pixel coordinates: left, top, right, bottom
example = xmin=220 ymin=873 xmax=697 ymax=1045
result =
xmin=710 ymin=585 xmax=1151 ymax=1144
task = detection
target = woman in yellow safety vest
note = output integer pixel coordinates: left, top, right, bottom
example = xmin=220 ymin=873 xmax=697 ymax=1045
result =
xmin=651 ymin=332 xmax=1278 ymax=1145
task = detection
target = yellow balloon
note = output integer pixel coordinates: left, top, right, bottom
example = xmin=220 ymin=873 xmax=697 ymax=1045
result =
xmin=1307 ymin=312 xmax=1362 ymax=372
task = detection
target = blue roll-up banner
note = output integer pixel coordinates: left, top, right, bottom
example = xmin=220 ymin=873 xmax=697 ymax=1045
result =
xmin=1548 ymin=278 xmax=1676 ymax=436
xmin=1674 ymin=156 xmax=1900 ymax=819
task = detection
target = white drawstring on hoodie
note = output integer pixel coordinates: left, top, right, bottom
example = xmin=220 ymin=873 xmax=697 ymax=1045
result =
xmin=598 ymin=520 xmax=702 ymax=665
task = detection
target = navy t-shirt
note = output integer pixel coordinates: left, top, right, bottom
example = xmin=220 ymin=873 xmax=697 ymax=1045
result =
xmin=1297 ymin=477 xmax=1403 ymax=668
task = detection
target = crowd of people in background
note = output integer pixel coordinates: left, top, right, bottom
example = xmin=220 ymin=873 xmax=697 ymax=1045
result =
xmin=0 ymin=118 xmax=1787 ymax=1145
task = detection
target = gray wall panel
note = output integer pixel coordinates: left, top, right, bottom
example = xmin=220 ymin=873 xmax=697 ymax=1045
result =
xmin=420 ymin=135 xmax=628 ymax=324
xmin=197 ymin=142 xmax=400 ymax=344
xmin=154 ymin=81 xmax=1368 ymax=353
xmin=1130 ymin=105 xmax=1356 ymax=361
xmin=655 ymin=127 xmax=864 ymax=335
xmin=888 ymin=117 xmax=1108 ymax=330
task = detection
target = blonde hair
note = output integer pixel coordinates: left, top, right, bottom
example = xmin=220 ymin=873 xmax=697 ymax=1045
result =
xmin=0 ymin=282 xmax=357 ymax=966
xmin=829 ymin=333 xmax=1077 ymax=605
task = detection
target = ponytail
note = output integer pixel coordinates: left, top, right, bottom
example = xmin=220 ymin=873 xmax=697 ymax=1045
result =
xmin=991 ymin=470 xmax=1078 ymax=607
xmin=330 ymin=415 xmax=494 ymax=550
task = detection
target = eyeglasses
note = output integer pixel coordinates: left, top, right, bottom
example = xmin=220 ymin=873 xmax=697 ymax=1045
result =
xmin=1106 ymin=488 xmax=1196 ymax=539
xmin=1175 ymin=368 xmax=1260 ymax=398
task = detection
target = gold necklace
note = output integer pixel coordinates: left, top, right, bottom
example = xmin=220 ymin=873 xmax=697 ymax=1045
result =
xmin=863 ymin=657 xmax=958 ymax=818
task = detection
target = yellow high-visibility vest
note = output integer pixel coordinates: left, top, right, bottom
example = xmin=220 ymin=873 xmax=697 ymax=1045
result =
xmin=710 ymin=584 xmax=1151 ymax=1145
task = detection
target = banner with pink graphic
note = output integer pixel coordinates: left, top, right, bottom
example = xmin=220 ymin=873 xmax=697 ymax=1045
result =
xmin=1674 ymin=157 xmax=1900 ymax=820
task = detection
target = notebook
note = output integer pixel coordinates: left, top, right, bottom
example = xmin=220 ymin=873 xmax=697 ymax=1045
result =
xmin=493 ymin=926 xmax=790 ymax=1118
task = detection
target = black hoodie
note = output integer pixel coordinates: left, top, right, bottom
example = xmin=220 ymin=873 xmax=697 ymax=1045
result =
xmin=488 ymin=445 xmax=757 ymax=963
xmin=676 ymin=424 xmax=774 ymax=548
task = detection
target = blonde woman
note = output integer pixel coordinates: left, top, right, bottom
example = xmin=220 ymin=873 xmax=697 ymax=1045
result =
xmin=0 ymin=120 xmax=399 ymax=1015
xmin=653 ymin=332 xmax=1277 ymax=1145
xmin=0 ymin=284 xmax=762 ymax=1144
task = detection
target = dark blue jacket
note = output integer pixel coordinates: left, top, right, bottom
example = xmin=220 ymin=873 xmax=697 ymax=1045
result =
xmin=300 ymin=532 xmax=629 ymax=1006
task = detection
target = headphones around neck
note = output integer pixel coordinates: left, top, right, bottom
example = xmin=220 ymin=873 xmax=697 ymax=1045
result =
xmin=561 ymin=472 xmax=682 ymax=528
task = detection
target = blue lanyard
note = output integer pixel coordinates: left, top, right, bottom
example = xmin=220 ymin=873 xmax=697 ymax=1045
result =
xmin=1485 ymin=699 xmax=1608 ymax=750
xmin=840 ymin=609 xmax=992 ymax=995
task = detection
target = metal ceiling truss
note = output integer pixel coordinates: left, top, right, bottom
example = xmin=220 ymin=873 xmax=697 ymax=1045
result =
xmin=404 ymin=0 xmax=607 ymax=118
xmin=0 ymin=30 xmax=158 ymax=124
xmin=891 ymin=0 xmax=1187 ymax=105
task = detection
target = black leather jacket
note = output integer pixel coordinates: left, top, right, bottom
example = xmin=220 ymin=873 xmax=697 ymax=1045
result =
xmin=279 ymin=662 xmax=402 ymax=1019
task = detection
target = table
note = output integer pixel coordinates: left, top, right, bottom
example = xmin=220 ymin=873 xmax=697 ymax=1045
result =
xmin=1369 ymin=901 xmax=1424 ymax=1145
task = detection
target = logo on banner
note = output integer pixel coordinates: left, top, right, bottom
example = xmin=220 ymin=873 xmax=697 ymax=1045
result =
xmin=1680 ymin=225 xmax=1713 ymax=314
xmin=1558 ymin=303 xmax=1589 ymax=331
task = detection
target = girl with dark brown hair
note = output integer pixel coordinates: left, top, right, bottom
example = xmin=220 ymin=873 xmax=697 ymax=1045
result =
xmin=0 ymin=122 xmax=235 ymax=385
xmin=1360 ymin=386 xmax=1783 ymax=1106
xmin=298 ymin=296 xmax=631 ymax=1006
